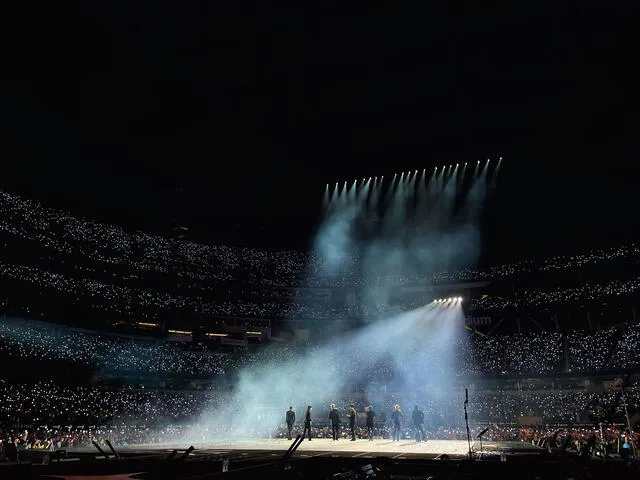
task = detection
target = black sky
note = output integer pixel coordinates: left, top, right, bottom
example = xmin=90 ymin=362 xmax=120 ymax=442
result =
xmin=1 ymin=4 xmax=638 ymax=262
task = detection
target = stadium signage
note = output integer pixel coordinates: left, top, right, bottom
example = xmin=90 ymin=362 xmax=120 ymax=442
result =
xmin=465 ymin=316 xmax=491 ymax=326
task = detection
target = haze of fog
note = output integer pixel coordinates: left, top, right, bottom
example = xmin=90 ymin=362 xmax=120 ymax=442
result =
xmin=198 ymin=160 xmax=500 ymax=438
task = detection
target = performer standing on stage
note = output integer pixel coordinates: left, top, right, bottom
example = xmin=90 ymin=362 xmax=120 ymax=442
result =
xmin=303 ymin=405 xmax=313 ymax=441
xmin=412 ymin=405 xmax=425 ymax=442
xmin=285 ymin=406 xmax=296 ymax=440
xmin=391 ymin=404 xmax=403 ymax=441
xmin=366 ymin=405 xmax=375 ymax=441
xmin=348 ymin=404 xmax=357 ymax=441
xmin=328 ymin=404 xmax=341 ymax=441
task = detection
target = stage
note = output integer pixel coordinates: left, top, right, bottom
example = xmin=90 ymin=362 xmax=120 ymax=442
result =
xmin=109 ymin=437 xmax=545 ymax=461
xmin=9 ymin=438 xmax=631 ymax=480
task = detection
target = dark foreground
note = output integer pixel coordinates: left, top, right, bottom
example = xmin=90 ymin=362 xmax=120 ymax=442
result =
xmin=1 ymin=437 xmax=637 ymax=479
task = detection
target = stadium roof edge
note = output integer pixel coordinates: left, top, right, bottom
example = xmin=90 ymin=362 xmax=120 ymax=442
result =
xmin=429 ymin=280 xmax=492 ymax=291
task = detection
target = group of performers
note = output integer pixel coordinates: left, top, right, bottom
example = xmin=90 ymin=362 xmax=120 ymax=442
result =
xmin=285 ymin=403 xmax=427 ymax=442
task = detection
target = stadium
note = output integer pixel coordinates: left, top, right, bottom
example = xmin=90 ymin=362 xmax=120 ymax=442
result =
xmin=2 ymin=4 xmax=639 ymax=479
xmin=1 ymin=159 xmax=639 ymax=478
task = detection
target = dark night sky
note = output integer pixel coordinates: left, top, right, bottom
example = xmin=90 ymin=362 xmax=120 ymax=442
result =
xmin=1 ymin=4 xmax=638 ymax=263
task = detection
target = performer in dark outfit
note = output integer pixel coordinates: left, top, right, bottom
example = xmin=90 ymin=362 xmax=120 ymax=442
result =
xmin=348 ymin=404 xmax=357 ymax=441
xmin=303 ymin=405 xmax=312 ymax=440
xmin=366 ymin=405 xmax=375 ymax=441
xmin=412 ymin=405 xmax=425 ymax=442
xmin=328 ymin=404 xmax=341 ymax=441
xmin=391 ymin=404 xmax=403 ymax=441
xmin=285 ymin=406 xmax=295 ymax=440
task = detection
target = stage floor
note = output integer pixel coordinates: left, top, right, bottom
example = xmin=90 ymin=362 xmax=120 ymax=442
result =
xmin=105 ymin=437 xmax=544 ymax=461
xmin=1 ymin=439 xmax=554 ymax=480
xmin=194 ymin=438 xmax=474 ymax=458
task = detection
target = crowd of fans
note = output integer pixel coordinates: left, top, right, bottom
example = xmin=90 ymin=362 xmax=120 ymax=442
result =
xmin=2 ymin=315 xmax=639 ymax=449
xmin=2 ymin=189 xmax=640 ymax=291
xmin=2 ymin=256 xmax=640 ymax=321
xmin=0 ymin=319 xmax=234 ymax=376
xmin=0 ymin=380 xmax=222 ymax=427
xmin=473 ymin=278 xmax=640 ymax=312
xmin=2 ymin=189 xmax=640 ymax=328
xmin=1 ymin=190 xmax=640 ymax=458
xmin=3 ymin=318 xmax=640 ymax=378
xmin=2 ymin=422 xmax=636 ymax=458
xmin=0 ymin=379 xmax=638 ymax=449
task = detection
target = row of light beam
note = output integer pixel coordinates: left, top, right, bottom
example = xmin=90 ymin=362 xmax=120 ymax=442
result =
xmin=433 ymin=297 xmax=463 ymax=303
xmin=326 ymin=157 xmax=501 ymax=188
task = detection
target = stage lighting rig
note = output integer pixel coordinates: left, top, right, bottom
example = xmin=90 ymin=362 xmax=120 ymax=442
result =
xmin=433 ymin=297 xmax=463 ymax=303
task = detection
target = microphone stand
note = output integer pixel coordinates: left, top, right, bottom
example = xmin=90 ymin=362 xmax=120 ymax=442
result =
xmin=477 ymin=427 xmax=489 ymax=460
xmin=464 ymin=388 xmax=472 ymax=460
xmin=621 ymin=388 xmax=637 ymax=459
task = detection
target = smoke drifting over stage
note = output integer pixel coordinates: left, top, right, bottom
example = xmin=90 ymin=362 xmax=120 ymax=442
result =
xmin=197 ymin=159 xmax=501 ymax=439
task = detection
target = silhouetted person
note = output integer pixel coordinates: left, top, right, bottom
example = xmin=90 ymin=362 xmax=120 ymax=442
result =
xmin=303 ymin=405 xmax=313 ymax=441
xmin=366 ymin=405 xmax=375 ymax=441
xmin=580 ymin=433 xmax=596 ymax=458
xmin=412 ymin=405 xmax=425 ymax=442
xmin=620 ymin=429 xmax=632 ymax=465
xmin=285 ymin=406 xmax=295 ymax=440
xmin=391 ymin=404 xmax=403 ymax=441
xmin=4 ymin=438 xmax=17 ymax=462
xmin=328 ymin=404 xmax=341 ymax=440
xmin=348 ymin=404 xmax=357 ymax=441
